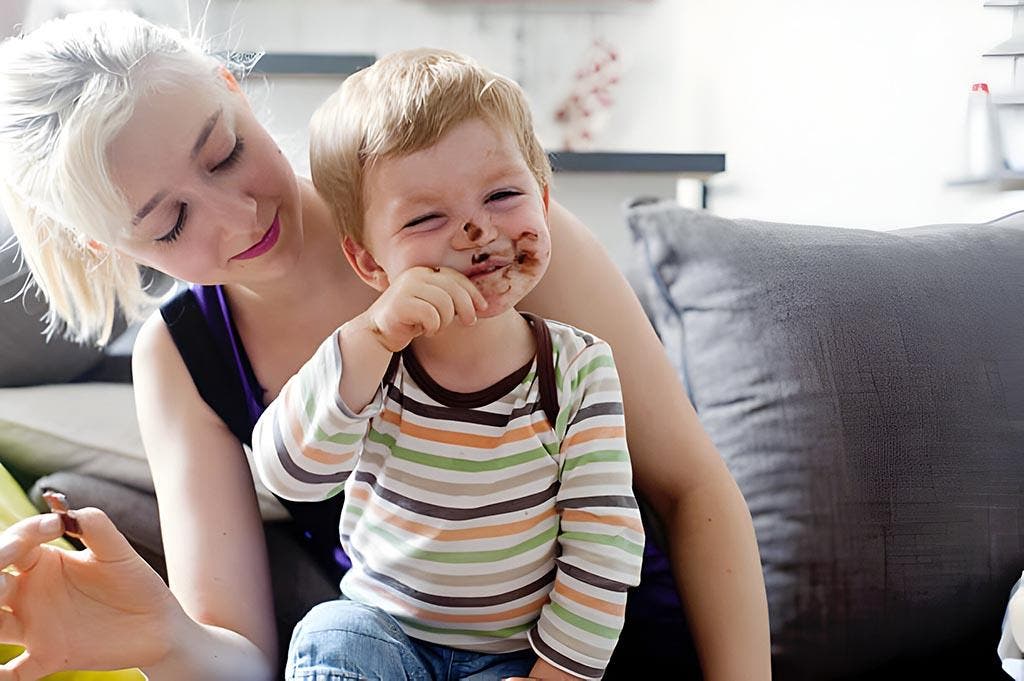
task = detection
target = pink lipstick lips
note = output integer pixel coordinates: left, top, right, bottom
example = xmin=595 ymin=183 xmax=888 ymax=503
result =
xmin=232 ymin=212 xmax=281 ymax=260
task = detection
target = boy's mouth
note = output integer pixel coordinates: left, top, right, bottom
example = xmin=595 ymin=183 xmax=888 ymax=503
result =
xmin=466 ymin=256 xmax=512 ymax=280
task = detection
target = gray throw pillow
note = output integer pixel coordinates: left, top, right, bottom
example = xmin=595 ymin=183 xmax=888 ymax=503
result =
xmin=0 ymin=212 xmax=109 ymax=387
xmin=626 ymin=202 xmax=1024 ymax=679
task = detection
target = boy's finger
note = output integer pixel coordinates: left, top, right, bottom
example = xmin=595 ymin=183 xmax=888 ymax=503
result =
xmin=450 ymin=286 xmax=478 ymax=326
xmin=410 ymin=298 xmax=442 ymax=337
xmin=437 ymin=268 xmax=489 ymax=312
xmin=461 ymin=277 xmax=489 ymax=311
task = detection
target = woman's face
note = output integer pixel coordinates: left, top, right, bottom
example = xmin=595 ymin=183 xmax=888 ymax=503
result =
xmin=108 ymin=70 xmax=303 ymax=286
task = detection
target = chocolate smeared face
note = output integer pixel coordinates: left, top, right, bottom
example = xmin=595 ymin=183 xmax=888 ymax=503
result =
xmin=461 ymin=225 xmax=551 ymax=316
xmin=360 ymin=117 xmax=552 ymax=315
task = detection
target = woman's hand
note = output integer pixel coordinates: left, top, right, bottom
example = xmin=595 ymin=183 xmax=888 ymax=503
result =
xmin=0 ymin=508 xmax=182 ymax=680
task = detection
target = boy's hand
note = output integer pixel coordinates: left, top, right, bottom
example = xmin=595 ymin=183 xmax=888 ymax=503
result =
xmin=365 ymin=266 xmax=488 ymax=352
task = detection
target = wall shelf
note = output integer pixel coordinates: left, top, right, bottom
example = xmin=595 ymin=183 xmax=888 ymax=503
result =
xmin=248 ymin=52 xmax=376 ymax=76
xmin=992 ymin=93 xmax=1024 ymax=105
xmin=983 ymin=38 xmax=1024 ymax=56
xmin=948 ymin=171 xmax=1024 ymax=190
xmin=547 ymin=151 xmax=725 ymax=176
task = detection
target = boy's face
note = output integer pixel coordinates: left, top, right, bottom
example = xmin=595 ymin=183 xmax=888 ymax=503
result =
xmin=351 ymin=117 xmax=551 ymax=318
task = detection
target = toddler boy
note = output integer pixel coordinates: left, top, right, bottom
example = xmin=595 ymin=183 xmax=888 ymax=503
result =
xmin=253 ymin=48 xmax=643 ymax=681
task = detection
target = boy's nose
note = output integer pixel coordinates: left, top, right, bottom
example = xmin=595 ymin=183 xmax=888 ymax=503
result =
xmin=453 ymin=219 xmax=496 ymax=248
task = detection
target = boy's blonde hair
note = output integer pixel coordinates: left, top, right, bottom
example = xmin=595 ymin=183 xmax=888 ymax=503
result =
xmin=310 ymin=48 xmax=552 ymax=245
xmin=0 ymin=10 xmax=234 ymax=344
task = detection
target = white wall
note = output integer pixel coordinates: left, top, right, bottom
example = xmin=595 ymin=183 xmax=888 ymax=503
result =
xmin=190 ymin=0 xmax=1017 ymax=230
xmin=26 ymin=0 xmax=1018 ymax=232
xmin=671 ymin=0 xmax=1019 ymax=229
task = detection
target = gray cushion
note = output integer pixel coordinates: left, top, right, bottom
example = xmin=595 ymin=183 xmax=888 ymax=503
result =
xmin=0 ymin=213 xmax=106 ymax=387
xmin=626 ymin=202 xmax=1024 ymax=679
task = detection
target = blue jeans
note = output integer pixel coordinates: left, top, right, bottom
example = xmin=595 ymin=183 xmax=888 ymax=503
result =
xmin=286 ymin=599 xmax=537 ymax=680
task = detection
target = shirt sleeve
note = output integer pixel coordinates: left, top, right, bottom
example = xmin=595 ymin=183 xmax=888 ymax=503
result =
xmin=528 ymin=339 xmax=645 ymax=680
xmin=251 ymin=328 xmax=381 ymax=502
xmin=1001 ymin=572 xmax=1024 ymax=680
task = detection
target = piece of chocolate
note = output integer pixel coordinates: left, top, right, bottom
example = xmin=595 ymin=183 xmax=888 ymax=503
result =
xmin=41 ymin=491 xmax=81 ymax=537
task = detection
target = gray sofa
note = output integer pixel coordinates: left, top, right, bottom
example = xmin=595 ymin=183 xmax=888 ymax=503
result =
xmin=2 ymin=202 xmax=1023 ymax=679
xmin=624 ymin=201 xmax=1024 ymax=680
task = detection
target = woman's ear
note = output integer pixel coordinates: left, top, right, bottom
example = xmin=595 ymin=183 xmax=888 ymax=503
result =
xmin=342 ymin=236 xmax=390 ymax=292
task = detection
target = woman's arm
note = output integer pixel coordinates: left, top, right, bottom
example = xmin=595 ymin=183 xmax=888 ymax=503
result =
xmin=521 ymin=200 xmax=771 ymax=680
xmin=131 ymin=313 xmax=278 ymax=679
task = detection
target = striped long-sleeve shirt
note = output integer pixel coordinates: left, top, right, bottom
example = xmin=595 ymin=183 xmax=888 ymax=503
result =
xmin=252 ymin=315 xmax=644 ymax=679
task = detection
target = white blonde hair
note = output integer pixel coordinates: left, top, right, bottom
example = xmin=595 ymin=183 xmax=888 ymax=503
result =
xmin=0 ymin=10 xmax=228 ymax=344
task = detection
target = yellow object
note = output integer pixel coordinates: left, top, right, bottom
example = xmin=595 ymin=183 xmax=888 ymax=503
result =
xmin=0 ymin=464 xmax=146 ymax=680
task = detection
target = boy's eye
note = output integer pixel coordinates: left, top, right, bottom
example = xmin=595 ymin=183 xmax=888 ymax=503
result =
xmin=487 ymin=190 xmax=521 ymax=202
xmin=156 ymin=203 xmax=187 ymax=244
xmin=403 ymin=213 xmax=442 ymax=229
xmin=212 ymin=136 xmax=245 ymax=172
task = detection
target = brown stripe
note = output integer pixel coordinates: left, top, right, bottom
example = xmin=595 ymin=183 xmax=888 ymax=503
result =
xmin=522 ymin=312 xmax=560 ymax=429
xmin=352 ymin=471 xmax=559 ymax=520
xmin=530 ymin=629 xmax=604 ymax=678
xmin=348 ymin=553 xmax=558 ymax=608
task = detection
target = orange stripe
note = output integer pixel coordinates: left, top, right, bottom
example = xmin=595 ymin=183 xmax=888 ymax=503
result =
xmin=562 ymin=425 xmax=626 ymax=448
xmin=372 ymin=505 xmax=557 ymax=542
xmin=379 ymin=408 xmax=549 ymax=448
xmin=363 ymin=580 xmax=551 ymax=624
xmin=283 ymin=386 xmax=353 ymax=466
xmin=553 ymin=580 xmax=625 ymax=617
xmin=561 ymin=509 xmax=644 ymax=534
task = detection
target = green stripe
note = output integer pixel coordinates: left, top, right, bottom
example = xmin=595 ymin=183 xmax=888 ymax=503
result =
xmin=562 ymin=449 xmax=629 ymax=473
xmin=570 ymin=354 xmax=615 ymax=393
xmin=549 ymin=601 xmax=620 ymax=639
xmin=304 ymin=394 xmax=363 ymax=445
xmin=552 ymin=339 xmax=563 ymax=386
xmin=366 ymin=429 xmax=550 ymax=472
xmin=521 ymin=370 xmax=536 ymax=386
xmin=364 ymin=520 xmax=558 ymax=564
xmin=560 ymin=531 xmax=644 ymax=557
xmin=325 ymin=483 xmax=345 ymax=499
xmin=398 ymin=617 xmax=535 ymax=639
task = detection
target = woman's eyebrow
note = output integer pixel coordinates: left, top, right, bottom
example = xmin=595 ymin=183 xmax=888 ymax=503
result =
xmin=130 ymin=108 xmax=223 ymax=225
xmin=190 ymin=107 xmax=223 ymax=159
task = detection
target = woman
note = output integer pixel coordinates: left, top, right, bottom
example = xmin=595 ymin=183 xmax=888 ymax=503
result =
xmin=0 ymin=10 xmax=769 ymax=681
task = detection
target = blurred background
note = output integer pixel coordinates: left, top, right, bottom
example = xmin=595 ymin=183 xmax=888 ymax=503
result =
xmin=2 ymin=1 xmax=1014 ymax=259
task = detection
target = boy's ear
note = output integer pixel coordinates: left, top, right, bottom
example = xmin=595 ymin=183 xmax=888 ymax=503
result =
xmin=342 ymin=236 xmax=390 ymax=292
xmin=541 ymin=184 xmax=550 ymax=215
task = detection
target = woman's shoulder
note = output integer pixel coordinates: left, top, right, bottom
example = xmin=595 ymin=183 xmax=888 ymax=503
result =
xmin=131 ymin=309 xmax=181 ymax=378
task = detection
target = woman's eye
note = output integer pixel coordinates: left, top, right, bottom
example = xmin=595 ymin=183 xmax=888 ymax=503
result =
xmin=156 ymin=203 xmax=187 ymax=244
xmin=212 ymin=136 xmax=245 ymax=172
xmin=487 ymin=190 xmax=521 ymax=202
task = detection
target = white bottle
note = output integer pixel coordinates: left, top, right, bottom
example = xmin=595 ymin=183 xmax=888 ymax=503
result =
xmin=965 ymin=83 xmax=1005 ymax=179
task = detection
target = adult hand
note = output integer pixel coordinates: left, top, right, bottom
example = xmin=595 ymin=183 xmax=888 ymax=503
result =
xmin=0 ymin=509 xmax=182 ymax=680
xmin=364 ymin=266 xmax=487 ymax=352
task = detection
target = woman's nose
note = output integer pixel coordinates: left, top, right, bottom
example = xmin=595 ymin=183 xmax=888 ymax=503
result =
xmin=215 ymin=191 xmax=259 ymax=236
